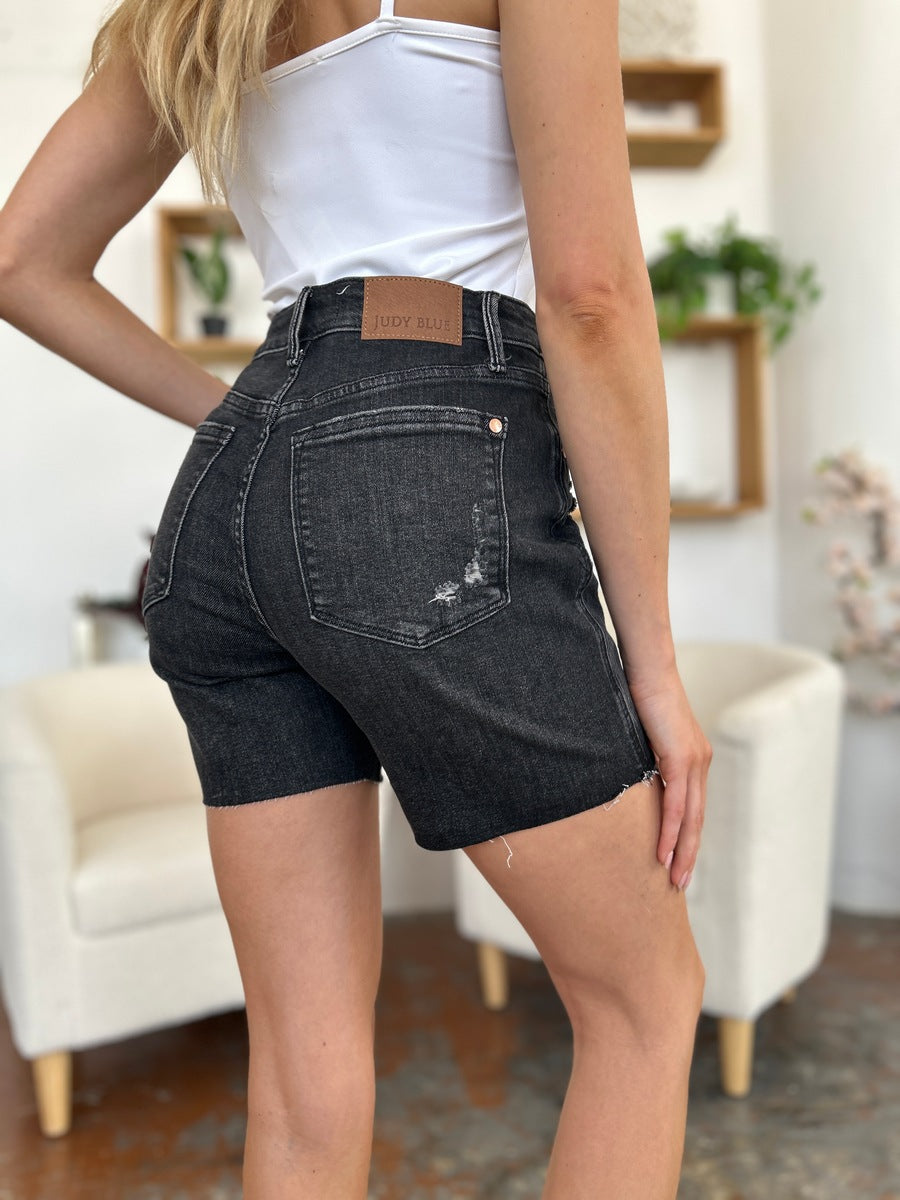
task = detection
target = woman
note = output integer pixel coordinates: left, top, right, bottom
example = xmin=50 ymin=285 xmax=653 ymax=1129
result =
xmin=0 ymin=0 xmax=712 ymax=1196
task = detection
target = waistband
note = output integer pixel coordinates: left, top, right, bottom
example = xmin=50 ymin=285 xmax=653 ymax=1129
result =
xmin=263 ymin=275 xmax=541 ymax=368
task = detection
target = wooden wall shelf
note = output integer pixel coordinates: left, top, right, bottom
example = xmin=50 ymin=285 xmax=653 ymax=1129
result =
xmin=669 ymin=314 xmax=766 ymax=516
xmin=157 ymin=203 xmax=255 ymax=364
xmin=623 ymin=60 xmax=725 ymax=167
xmin=573 ymin=314 xmax=766 ymax=523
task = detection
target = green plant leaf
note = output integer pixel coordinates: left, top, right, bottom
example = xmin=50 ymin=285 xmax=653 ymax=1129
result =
xmin=179 ymin=231 xmax=231 ymax=307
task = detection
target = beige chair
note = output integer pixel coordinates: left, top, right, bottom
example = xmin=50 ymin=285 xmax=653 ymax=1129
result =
xmin=0 ymin=663 xmax=276 ymax=1136
xmin=0 ymin=659 xmax=396 ymax=1137
xmin=0 ymin=660 xmax=246 ymax=1135
xmin=453 ymin=639 xmax=846 ymax=1097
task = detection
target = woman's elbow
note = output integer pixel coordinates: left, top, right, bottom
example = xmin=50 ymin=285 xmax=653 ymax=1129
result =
xmin=535 ymin=280 xmax=650 ymax=348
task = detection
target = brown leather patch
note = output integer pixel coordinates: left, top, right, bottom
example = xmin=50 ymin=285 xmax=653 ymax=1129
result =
xmin=361 ymin=276 xmax=463 ymax=345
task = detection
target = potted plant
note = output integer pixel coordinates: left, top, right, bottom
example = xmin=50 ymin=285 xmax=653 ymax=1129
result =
xmin=180 ymin=225 xmax=231 ymax=337
xmin=647 ymin=214 xmax=822 ymax=350
xmin=646 ymin=228 xmax=719 ymax=338
xmin=713 ymin=214 xmax=822 ymax=348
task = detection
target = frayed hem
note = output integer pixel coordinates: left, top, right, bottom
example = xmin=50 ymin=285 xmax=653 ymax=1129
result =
xmin=598 ymin=765 xmax=661 ymax=812
xmin=487 ymin=766 xmax=661 ymax=868
xmin=203 ymin=775 xmax=383 ymax=809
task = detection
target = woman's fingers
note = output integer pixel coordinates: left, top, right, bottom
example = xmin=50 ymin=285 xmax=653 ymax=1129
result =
xmin=628 ymin=670 xmax=712 ymax=889
xmin=666 ymin=755 xmax=709 ymax=889
xmin=656 ymin=764 xmax=687 ymax=878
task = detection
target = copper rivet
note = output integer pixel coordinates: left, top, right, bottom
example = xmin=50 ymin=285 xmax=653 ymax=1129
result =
xmin=489 ymin=417 xmax=503 ymax=433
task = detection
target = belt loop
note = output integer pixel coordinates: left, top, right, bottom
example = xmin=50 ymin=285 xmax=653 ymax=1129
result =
xmin=481 ymin=290 xmax=506 ymax=372
xmin=287 ymin=285 xmax=313 ymax=368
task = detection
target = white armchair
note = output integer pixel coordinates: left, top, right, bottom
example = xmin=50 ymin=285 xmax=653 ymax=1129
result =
xmin=0 ymin=660 xmax=246 ymax=1137
xmin=453 ymin=639 xmax=846 ymax=1097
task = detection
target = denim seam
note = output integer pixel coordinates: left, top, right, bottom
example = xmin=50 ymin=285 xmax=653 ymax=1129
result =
xmin=141 ymin=424 xmax=236 ymax=616
xmin=288 ymin=441 xmax=314 ymax=631
xmin=290 ymin=404 xmax=503 ymax=436
xmin=233 ymin=359 xmax=305 ymax=639
xmin=256 ymin=331 xmax=540 ymax=356
xmin=270 ymin=365 xmax=547 ymax=422
xmin=496 ymin=411 xmax=511 ymax=596
xmin=481 ymin=291 xmax=497 ymax=368
xmin=574 ymin=555 xmax=648 ymax=762
xmin=228 ymin=362 xmax=547 ymax=419
xmin=222 ymin=391 xmax=278 ymax=416
xmin=308 ymin=595 xmax=510 ymax=648
xmin=481 ymin=290 xmax=507 ymax=372
xmin=287 ymin=285 xmax=313 ymax=367
xmin=490 ymin=292 xmax=508 ymax=371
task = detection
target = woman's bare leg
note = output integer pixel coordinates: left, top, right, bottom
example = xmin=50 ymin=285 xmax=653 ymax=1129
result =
xmin=205 ymin=779 xmax=383 ymax=1200
xmin=463 ymin=772 xmax=704 ymax=1200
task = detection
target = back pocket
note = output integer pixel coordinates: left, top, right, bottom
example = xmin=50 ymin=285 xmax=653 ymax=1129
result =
xmin=290 ymin=405 xmax=510 ymax=648
xmin=141 ymin=420 xmax=236 ymax=617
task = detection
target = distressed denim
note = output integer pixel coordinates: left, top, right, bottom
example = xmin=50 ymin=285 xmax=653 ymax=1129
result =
xmin=142 ymin=275 xmax=658 ymax=851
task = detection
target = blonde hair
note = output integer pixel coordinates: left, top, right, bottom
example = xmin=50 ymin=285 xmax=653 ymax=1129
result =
xmin=83 ymin=0 xmax=308 ymax=203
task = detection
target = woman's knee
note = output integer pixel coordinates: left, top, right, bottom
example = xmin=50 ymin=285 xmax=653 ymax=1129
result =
xmin=548 ymin=931 xmax=706 ymax=1043
xmin=247 ymin=1023 xmax=377 ymax=1140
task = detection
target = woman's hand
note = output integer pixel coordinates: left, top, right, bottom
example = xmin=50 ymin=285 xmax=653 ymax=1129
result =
xmin=627 ymin=664 xmax=712 ymax=892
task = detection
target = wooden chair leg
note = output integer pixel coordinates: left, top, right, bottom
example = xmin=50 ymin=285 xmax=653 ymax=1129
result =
xmin=717 ymin=1017 xmax=755 ymax=1098
xmin=32 ymin=1050 xmax=73 ymax=1137
xmin=477 ymin=941 xmax=509 ymax=1010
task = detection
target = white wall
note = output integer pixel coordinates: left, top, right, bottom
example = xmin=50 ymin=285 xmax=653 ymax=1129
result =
xmin=631 ymin=2 xmax=777 ymax=644
xmin=763 ymin=0 xmax=900 ymax=650
xmin=1 ymin=2 xmax=777 ymax=912
xmin=763 ymin=0 xmax=900 ymax=912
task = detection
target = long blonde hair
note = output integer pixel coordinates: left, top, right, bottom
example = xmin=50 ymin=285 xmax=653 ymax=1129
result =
xmin=82 ymin=0 xmax=308 ymax=203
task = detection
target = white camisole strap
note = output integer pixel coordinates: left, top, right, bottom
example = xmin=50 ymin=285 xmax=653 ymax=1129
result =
xmin=379 ymin=0 xmax=395 ymax=16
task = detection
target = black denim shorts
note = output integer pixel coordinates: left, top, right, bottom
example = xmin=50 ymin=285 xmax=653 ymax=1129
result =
xmin=142 ymin=275 xmax=658 ymax=851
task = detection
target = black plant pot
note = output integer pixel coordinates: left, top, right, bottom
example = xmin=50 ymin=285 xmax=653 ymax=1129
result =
xmin=200 ymin=313 xmax=228 ymax=337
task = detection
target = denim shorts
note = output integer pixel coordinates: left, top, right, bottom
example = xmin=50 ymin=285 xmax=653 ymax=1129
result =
xmin=142 ymin=275 xmax=658 ymax=851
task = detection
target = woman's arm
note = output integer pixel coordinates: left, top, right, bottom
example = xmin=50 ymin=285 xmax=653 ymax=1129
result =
xmin=500 ymin=0 xmax=712 ymax=887
xmin=0 ymin=48 xmax=230 ymax=429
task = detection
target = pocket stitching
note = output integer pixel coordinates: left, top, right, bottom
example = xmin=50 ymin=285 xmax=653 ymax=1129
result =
xmin=141 ymin=422 xmax=236 ymax=616
xmin=289 ymin=406 xmax=510 ymax=648
xmin=283 ymin=363 xmax=548 ymax=414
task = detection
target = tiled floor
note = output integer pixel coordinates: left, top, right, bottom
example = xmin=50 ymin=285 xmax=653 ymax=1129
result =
xmin=1 ymin=909 xmax=898 ymax=1199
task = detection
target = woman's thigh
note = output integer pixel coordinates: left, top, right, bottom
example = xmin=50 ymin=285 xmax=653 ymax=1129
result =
xmin=462 ymin=773 xmax=703 ymax=1022
xmin=205 ymin=779 xmax=383 ymax=1051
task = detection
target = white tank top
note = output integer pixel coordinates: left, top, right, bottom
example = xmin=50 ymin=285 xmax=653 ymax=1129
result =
xmin=222 ymin=0 xmax=536 ymax=321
